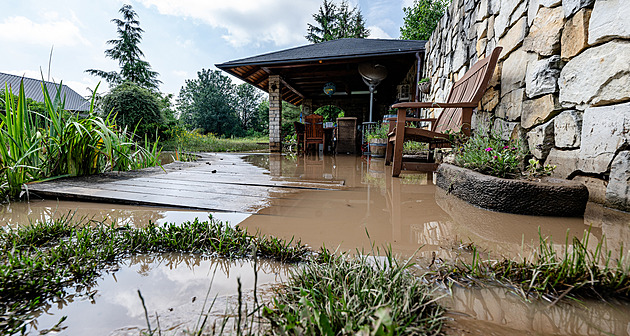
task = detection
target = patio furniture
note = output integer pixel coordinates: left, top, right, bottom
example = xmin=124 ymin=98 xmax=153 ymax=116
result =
xmin=385 ymin=47 xmax=502 ymax=177
xmin=336 ymin=117 xmax=357 ymax=154
xmin=294 ymin=121 xmax=305 ymax=153
xmin=304 ymin=114 xmax=324 ymax=154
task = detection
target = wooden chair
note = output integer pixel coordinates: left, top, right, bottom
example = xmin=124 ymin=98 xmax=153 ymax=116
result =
xmin=293 ymin=121 xmax=305 ymax=153
xmin=304 ymin=114 xmax=324 ymax=154
xmin=385 ymin=47 xmax=502 ymax=177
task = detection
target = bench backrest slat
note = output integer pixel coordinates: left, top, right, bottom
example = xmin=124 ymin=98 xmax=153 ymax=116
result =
xmin=433 ymin=47 xmax=502 ymax=134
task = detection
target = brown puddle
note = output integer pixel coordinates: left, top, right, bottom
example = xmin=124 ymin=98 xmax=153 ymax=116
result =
xmin=28 ymin=253 xmax=287 ymax=335
xmin=7 ymin=153 xmax=630 ymax=335
xmin=443 ymin=286 xmax=630 ymax=335
xmin=241 ymin=153 xmax=630 ymax=336
xmin=0 ymin=200 xmax=251 ymax=229
xmin=240 ymin=154 xmax=630 ymax=261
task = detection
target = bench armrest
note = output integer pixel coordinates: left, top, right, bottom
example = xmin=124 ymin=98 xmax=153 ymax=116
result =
xmin=392 ymin=102 xmax=477 ymax=109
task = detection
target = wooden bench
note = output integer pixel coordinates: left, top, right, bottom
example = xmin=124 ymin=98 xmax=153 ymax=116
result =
xmin=385 ymin=47 xmax=502 ymax=177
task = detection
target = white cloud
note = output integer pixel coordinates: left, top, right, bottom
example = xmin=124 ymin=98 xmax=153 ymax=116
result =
xmin=136 ymin=0 xmax=320 ymax=47
xmin=0 ymin=16 xmax=90 ymax=47
xmin=367 ymin=26 xmax=393 ymax=39
xmin=65 ymin=77 xmax=101 ymax=97
xmin=402 ymin=0 xmax=415 ymax=8
xmin=171 ymin=70 xmax=189 ymax=78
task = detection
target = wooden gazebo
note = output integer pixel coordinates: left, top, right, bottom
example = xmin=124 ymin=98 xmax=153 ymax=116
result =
xmin=216 ymin=38 xmax=426 ymax=152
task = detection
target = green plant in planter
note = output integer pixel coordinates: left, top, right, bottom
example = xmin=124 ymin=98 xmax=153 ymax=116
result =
xmin=366 ymin=123 xmax=389 ymax=142
xmin=524 ymin=158 xmax=556 ymax=179
xmin=454 ymin=131 xmax=527 ymax=178
xmin=418 ymin=77 xmax=430 ymax=84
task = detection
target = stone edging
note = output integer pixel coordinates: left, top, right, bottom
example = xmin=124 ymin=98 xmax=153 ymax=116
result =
xmin=435 ymin=163 xmax=589 ymax=217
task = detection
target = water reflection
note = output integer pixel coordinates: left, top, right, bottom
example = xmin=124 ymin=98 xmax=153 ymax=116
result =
xmin=29 ymin=253 xmax=286 ymax=335
xmin=444 ymin=286 xmax=630 ymax=335
xmin=0 ymin=200 xmax=251 ymax=229
xmin=241 ymin=154 xmax=630 ymax=261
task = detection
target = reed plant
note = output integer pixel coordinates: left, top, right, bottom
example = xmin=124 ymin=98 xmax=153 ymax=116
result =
xmin=0 ymin=79 xmax=162 ymax=199
xmin=0 ymin=82 xmax=43 ymax=196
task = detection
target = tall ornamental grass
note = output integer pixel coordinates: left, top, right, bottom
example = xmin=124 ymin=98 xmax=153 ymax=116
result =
xmin=0 ymin=79 xmax=161 ymax=198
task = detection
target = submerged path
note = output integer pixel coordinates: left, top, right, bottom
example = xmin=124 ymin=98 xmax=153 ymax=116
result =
xmin=24 ymin=153 xmax=345 ymax=212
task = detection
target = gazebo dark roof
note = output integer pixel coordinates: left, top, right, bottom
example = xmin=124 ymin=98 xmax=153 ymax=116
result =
xmin=216 ymin=38 xmax=426 ymax=106
xmin=0 ymin=72 xmax=91 ymax=112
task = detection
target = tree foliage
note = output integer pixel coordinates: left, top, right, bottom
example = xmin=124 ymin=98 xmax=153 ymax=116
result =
xmin=314 ymin=105 xmax=344 ymax=122
xmin=234 ymin=83 xmax=265 ymax=132
xmin=86 ymin=4 xmax=161 ymax=90
xmin=306 ymin=0 xmax=370 ymax=43
xmin=101 ymin=81 xmax=163 ymax=136
xmin=178 ymin=70 xmax=267 ymax=137
xmin=400 ymin=0 xmax=449 ymax=41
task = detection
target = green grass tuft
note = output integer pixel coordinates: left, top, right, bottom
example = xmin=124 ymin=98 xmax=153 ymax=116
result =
xmin=0 ymin=216 xmax=309 ymax=334
xmin=264 ymin=249 xmax=444 ymax=335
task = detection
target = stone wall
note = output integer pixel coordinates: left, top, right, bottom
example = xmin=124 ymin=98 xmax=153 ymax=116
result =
xmin=424 ymin=0 xmax=630 ymax=212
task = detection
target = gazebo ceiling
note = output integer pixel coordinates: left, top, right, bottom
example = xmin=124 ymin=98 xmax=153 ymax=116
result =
xmin=216 ymin=38 xmax=426 ymax=106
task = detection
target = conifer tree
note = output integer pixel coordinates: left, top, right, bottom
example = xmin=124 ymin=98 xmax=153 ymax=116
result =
xmin=86 ymin=4 xmax=161 ymax=90
xmin=306 ymin=0 xmax=369 ymax=43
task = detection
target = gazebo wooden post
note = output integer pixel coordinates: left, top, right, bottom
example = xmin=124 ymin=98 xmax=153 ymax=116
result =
xmin=269 ymin=75 xmax=282 ymax=152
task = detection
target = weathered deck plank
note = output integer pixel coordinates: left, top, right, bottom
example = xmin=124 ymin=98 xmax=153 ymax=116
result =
xmin=25 ymin=153 xmax=346 ymax=212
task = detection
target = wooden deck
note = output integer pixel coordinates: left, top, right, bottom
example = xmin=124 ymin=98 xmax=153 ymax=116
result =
xmin=24 ymin=153 xmax=345 ymax=213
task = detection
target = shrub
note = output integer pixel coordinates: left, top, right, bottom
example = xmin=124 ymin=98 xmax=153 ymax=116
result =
xmin=101 ymin=81 xmax=163 ymax=136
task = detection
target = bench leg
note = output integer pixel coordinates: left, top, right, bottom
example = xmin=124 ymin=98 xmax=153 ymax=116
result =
xmin=385 ymin=138 xmax=394 ymax=166
xmin=391 ymin=130 xmax=405 ymax=177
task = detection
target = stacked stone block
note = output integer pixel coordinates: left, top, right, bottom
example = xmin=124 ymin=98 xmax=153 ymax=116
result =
xmin=424 ymin=0 xmax=630 ymax=211
xmin=268 ymin=75 xmax=282 ymax=152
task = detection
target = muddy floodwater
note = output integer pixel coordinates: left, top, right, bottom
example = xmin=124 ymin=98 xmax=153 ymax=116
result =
xmin=4 ymin=153 xmax=630 ymax=335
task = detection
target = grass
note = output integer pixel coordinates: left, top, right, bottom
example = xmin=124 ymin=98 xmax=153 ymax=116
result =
xmin=263 ymin=249 xmax=444 ymax=335
xmin=162 ymin=129 xmax=268 ymax=153
xmin=0 ymin=215 xmax=309 ymax=334
xmin=436 ymin=230 xmax=630 ymax=303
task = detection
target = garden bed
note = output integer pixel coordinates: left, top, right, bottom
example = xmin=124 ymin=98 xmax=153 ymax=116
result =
xmin=436 ymin=163 xmax=589 ymax=217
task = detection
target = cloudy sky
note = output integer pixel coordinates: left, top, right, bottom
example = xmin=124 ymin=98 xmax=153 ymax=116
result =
xmin=0 ymin=0 xmax=414 ymax=97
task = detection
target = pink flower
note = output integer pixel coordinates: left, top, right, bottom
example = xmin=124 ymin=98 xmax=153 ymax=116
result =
xmin=493 ymin=155 xmax=498 ymax=159
xmin=503 ymin=145 xmax=510 ymax=149
xmin=485 ymin=147 xmax=493 ymax=152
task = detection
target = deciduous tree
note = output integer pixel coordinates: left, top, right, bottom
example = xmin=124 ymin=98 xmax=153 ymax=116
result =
xmin=400 ymin=0 xmax=449 ymax=41
xmin=234 ymin=83 xmax=265 ymax=133
xmin=177 ymin=69 xmax=242 ymax=137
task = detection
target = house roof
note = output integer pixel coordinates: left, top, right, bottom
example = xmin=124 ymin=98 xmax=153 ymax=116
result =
xmin=216 ymin=38 xmax=426 ymax=106
xmin=0 ymin=72 xmax=91 ymax=112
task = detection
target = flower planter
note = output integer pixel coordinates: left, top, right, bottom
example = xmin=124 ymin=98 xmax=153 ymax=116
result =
xmin=368 ymin=139 xmax=387 ymax=157
xmin=435 ymin=163 xmax=589 ymax=217
xmin=419 ymin=81 xmax=431 ymax=94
